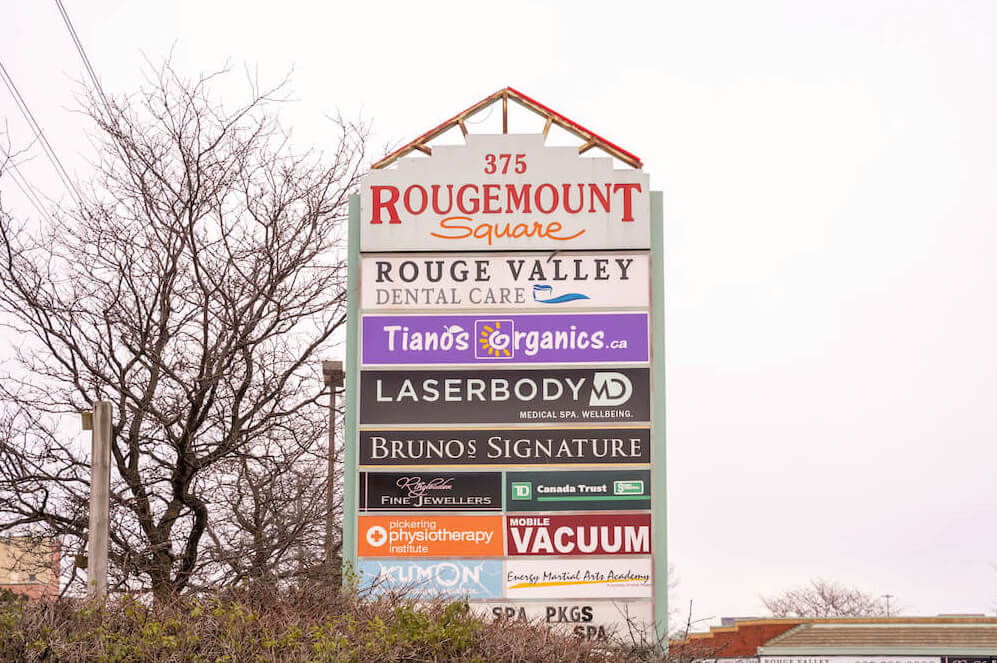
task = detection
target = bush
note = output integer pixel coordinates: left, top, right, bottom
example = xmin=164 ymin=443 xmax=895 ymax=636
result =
xmin=0 ymin=583 xmax=668 ymax=662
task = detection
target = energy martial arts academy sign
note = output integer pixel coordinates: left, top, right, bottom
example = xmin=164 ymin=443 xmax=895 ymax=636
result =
xmin=342 ymin=87 xmax=666 ymax=642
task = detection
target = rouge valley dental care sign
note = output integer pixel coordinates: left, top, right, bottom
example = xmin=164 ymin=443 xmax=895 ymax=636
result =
xmin=346 ymin=125 xmax=664 ymax=642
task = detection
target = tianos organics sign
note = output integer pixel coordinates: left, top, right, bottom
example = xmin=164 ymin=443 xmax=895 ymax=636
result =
xmin=360 ymin=134 xmax=650 ymax=251
xmin=361 ymin=313 xmax=649 ymax=365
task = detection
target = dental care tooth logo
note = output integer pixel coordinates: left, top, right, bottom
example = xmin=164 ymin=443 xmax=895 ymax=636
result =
xmin=532 ymin=284 xmax=590 ymax=304
xmin=366 ymin=525 xmax=388 ymax=548
xmin=475 ymin=319 xmax=514 ymax=359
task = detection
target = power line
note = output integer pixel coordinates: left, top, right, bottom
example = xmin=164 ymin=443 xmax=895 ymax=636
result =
xmin=0 ymin=60 xmax=83 ymax=205
xmin=54 ymin=0 xmax=109 ymax=109
xmin=0 ymin=142 xmax=57 ymax=225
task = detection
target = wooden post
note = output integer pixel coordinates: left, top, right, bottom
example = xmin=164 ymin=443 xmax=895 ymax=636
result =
xmin=87 ymin=401 xmax=111 ymax=601
xmin=322 ymin=361 xmax=345 ymax=581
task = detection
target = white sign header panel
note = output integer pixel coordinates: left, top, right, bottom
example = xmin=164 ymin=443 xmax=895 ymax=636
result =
xmin=474 ymin=600 xmax=653 ymax=641
xmin=360 ymin=252 xmax=650 ymax=310
xmin=360 ymin=134 xmax=650 ymax=252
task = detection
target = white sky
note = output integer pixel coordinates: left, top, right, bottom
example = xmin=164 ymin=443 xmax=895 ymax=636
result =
xmin=3 ymin=0 xmax=997 ymax=625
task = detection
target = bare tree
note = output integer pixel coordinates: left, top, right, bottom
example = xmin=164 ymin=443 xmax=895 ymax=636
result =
xmin=762 ymin=578 xmax=890 ymax=617
xmin=0 ymin=61 xmax=365 ymax=600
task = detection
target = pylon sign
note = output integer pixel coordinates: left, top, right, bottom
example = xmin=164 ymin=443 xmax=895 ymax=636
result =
xmin=343 ymin=88 xmax=665 ymax=644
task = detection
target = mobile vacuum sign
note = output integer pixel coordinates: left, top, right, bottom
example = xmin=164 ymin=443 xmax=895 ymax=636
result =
xmin=359 ymin=368 xmax=650 ymax=425
xmin=360 ymin=253 xmax=649 ymax=310
xmin=360 ymin=134 xmax=650 ymax=252
xmin=361 ymin=312 xmax=648 ymax=365
xmin=506 ymin=514 xmax=652 ymax=556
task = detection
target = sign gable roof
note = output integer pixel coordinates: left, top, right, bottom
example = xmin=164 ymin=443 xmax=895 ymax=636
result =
xmin=372 ymin=87 xmax=643 ymax=170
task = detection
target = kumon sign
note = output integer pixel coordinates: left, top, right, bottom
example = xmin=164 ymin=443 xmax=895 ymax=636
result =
xmin=360 ymin=134 xmax=650 ymax=252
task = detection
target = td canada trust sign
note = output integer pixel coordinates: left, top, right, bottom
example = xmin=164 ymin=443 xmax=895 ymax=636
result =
xmin=360 ymin=134 xmax=650 ymax=251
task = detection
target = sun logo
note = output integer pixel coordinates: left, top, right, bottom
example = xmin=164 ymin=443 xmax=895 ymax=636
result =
xmin=475 ymin=319 xmax=514 ymax=359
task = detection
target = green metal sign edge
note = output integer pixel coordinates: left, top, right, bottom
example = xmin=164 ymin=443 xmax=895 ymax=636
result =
xmin=343 ymin=194 xmax=361 ymax=579
xmin=344 ymin=190 xmax=667 ymax=646
xmin=651 ymin=190 xmax=668 ymax=645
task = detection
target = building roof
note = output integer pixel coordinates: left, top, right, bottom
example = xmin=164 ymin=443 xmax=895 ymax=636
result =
xmin=671 ymin=618 xmax=997 ymax=658
xmin=670 ymin=620 xmax=803 ymax=657
xmin=760 ymin=621 xmax=997 ymax=655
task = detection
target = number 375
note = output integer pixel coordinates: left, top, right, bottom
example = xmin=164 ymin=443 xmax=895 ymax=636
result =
xmin=484 ymin=153 xmax=526 ymax=174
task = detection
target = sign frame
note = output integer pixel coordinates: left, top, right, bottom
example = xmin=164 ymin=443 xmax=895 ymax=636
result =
xmin=344 ymin=185 xmax=667 ymax=639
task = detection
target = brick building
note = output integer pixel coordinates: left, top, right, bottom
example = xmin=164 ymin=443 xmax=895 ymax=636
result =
xmin=671 ymin=617 xmax=997 ymax=660
xmin=0 ymin=537 xmax=60 ymax=600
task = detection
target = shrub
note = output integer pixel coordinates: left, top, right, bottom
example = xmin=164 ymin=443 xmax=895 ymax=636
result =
xmin=0 ymin=583 xmax=669 ymax=662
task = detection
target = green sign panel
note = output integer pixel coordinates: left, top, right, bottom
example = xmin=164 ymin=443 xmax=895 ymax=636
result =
xmin=504 ymin=470 xmax=651 ymax=511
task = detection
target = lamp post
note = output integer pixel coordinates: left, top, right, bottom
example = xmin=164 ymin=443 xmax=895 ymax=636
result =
xmin=882 ymin=593 xmax=894 ymax=617
xmin=322 ymin=361 xmax=345 ymax=581
xmin=83 ymin=401 xmax=112 ymax=601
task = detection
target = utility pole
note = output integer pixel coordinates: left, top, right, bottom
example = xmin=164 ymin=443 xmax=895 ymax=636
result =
xmin=84 ymin=401 xmax=112 ymax=601
xmin=322 ymin=361 xmax=345 ymax=582
xmin=882 ymin=593 xmax=894 ymax=617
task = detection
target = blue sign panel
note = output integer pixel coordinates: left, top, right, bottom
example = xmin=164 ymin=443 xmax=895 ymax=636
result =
xmin=356 ymin=559 xmax=503 ymax=599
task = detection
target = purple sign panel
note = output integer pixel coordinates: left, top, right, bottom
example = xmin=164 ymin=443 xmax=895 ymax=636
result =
xmin=361 ymin=313 xmax=648 ymax=365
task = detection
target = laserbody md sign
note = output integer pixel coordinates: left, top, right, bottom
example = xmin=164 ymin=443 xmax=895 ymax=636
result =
xmin=344 ymin=90 xmax=665 ymax=642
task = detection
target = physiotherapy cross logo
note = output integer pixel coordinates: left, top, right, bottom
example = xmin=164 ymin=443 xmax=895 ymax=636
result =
xmin=475 ymin=319 xmax=515 ymax=359
xmin=365 ymin=525 xmax=388 ymax=548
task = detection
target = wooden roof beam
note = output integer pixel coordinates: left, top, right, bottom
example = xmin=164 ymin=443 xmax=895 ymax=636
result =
xmin=373 ymin=89 xmax=504 ymax=169
xmin=372 ymin=86 xmax=643 ymax=170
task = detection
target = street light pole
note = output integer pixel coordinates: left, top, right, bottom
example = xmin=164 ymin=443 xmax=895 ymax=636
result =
xmin=322 ymin=361 xmax=345 ymax=582
xmin=882 ymin=593 xmax=894 ymax=617
xmin=85 ymin=401 xmax=112 ymax=601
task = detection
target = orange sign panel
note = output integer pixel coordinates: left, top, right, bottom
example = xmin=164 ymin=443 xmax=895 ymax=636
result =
xmin=358 ymin=515 xmax=504 ymax=557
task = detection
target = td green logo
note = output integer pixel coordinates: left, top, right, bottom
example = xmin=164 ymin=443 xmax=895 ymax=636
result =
xmin=614 ymin=480 xmax=644 ymax=496
xmin=511 ymin=482 xmax=532 ymax=500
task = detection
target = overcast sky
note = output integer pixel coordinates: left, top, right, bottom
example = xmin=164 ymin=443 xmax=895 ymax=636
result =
xmin=3 ymin=0 xmax=997 ymax=626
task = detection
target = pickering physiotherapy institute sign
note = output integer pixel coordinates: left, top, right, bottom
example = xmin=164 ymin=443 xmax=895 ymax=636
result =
xmin=344 ymin=89 xmax=664 ymax=642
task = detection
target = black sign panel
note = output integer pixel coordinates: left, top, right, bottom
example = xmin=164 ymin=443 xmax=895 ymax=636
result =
xmin=360 ymin=368 xmax=650 ymax=425
xmin=359 ymin=428 xmax=652 ymax=466
xmin=505 ymin=469 xmax=651 ymax=512
xmin=359 ymin=471 xmax=501 ymax=511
